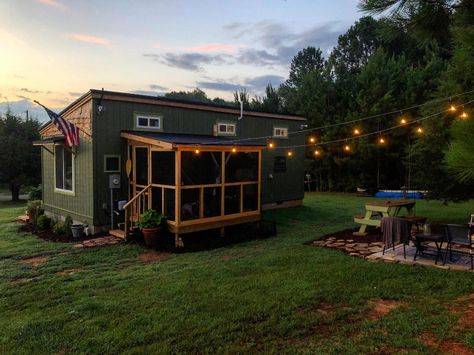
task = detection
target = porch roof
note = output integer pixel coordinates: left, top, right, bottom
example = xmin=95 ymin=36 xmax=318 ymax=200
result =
xmin=121 ymin=130 xmax=266 ymax=147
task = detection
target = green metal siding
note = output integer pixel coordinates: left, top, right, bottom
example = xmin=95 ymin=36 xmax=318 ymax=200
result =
xmin=91 ymin=99 xmax=305 ymax=226
xmin=42 ymin=140 xmax=94 ymax=224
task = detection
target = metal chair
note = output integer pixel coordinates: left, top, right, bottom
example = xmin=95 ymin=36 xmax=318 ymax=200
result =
xmin=443 ymin=224 xmax=474 ymax=269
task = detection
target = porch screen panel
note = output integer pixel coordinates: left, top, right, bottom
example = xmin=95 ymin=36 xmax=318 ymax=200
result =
xmin=204 ymin=187 xmax=221 ymax=218
xmin=224 ymin=152 xmax=258 ymax=183
xmin=164 ymin=188 xmax=175 ymax=221
xmin=64 ymin=148 xmax=73 ymax=191
xmin=135 ymin=147 xmax=148 ymax=185
xmin=152 ymin=152 xmax=175 ymax=185
xmin=181 ymin=152 xmax=222 ymax=185
xmin=181 ymin=188 xmax=200 ymax=221
xmin=151 ymin=187 xmax=163 ymax=214
xmin=224 ymin=185 xmax=241 ymax=215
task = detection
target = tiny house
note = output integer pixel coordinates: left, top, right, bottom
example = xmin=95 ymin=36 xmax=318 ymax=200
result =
xmin=37 ymin=90 xmax=306 ymax=245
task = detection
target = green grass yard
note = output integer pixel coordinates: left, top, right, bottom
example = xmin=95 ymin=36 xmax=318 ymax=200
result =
xmin=1 ymin=193 xmax=474 ymax=354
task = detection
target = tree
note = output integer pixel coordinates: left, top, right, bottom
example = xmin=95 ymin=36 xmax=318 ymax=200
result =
xmin=164 ymin=88 xmax=232 ymax=105
xmin=0 ymin=111 xmax=41 ymax=201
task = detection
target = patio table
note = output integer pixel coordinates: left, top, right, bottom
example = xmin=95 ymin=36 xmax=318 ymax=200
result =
xmin=354 ymin=200 xmax=416 ymax=236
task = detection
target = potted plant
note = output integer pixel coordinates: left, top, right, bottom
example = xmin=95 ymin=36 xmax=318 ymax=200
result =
xmin=137 ymin=209 xmax=166 ymax=247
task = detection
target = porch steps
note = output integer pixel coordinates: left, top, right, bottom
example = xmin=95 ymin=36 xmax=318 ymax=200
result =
xmin=109 ymin=229 xmax=126 ymax=239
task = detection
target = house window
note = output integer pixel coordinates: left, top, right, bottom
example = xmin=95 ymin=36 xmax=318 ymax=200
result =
xmin=217 ymin=122 xmax=236 ymax=136
xmin=104 ymin=155 xmax=121 ymax=173
xmin=273 ymin=127 xmax=288 ymax=138
xmin=135 ymin=114 xmax=162 ymax=130
xmin=273 ymin=156 xmax=287 ymax=173
xmin=55 ymin=145 xmax=74 ymax=193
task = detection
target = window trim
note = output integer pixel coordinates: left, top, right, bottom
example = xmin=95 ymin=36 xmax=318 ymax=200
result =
xmin=273 ymin=126 xmax=288 ymax=139
xmin=54 ymin=144 xmax=75 ymax=195
xmin=134 ymin=113 xmax=163 ymax=131
xmin=216 ymin=121 xmax=237 ymax=136
xmin=104 ymin=155 xmax=121 ymax=173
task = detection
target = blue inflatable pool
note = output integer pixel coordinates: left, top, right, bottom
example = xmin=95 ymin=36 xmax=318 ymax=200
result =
xmin=375 ymin=191 xmax=424 ymax=199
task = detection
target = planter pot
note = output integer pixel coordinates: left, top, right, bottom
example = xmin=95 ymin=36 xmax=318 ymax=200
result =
xmin=142 ymin=227 xmax=162 ymax=248
xmin=27 ymin=212 xmax=35 ymax=224
xmin=71 ymin=224 xmax=85 ymax=238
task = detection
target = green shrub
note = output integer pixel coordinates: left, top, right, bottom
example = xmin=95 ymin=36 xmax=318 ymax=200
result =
xmin=36 ymin=215 xmax=51 ymax=230
xmin=26 ymin=200 xmax=42 ymax=215
xmin=52 ymin=222 xmax=67 ymax=235
xmin=137 ymin=209 xmax=166 ymax=229
xmin=28 ymin=185 xmax=42 ymax=201
xmin=64 ymin=216 xmax=73 ymax=235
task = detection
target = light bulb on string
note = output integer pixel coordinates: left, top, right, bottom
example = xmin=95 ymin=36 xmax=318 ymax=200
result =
xmin=287 ymin=151 xmax=293 ymax=157
xmin=353 ymin=128 xmax=361 ymax=135
xmin=378 ymin=136 xmax=386 ymax=145
xmin=194 ymin=148 xmax=200 ymax=154
xmin=449 ymin=104 xmax=457 ymax=112
xmin=343 ymin=144 xmax=351 ymax=152
xmin=400 ymin=117 xmax=408 ymax=125
xmin=231 ymin=147 xmax=237 ymax=153
xmin=314 ymin=149 xmax=321 ymax=157
xmin=268 ymin=142 xmax=274 ymax=149
xmin=416 ymin=126 xmax=424 ymax=134
xmin=460 ymin=111 xmax=469 ymax=119
xmin=309 ymin=136 xmax=316 ymax=143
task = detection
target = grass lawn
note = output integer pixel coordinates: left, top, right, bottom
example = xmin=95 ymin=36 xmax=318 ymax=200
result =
xmin=1 ymin=193 xmax=474 ymax=354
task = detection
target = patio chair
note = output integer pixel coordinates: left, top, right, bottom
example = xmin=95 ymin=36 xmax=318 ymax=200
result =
xmin=443 ymin=224 xmax=474 ymax=269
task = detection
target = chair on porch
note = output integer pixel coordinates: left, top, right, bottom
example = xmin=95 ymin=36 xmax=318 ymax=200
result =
xmin=443 ymin=224 xmax=474 ymax=269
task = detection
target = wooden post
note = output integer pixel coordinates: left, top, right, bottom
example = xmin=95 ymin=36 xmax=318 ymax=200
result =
xmin=221 ymin=151 xmax=225 ymax=216
xmin=176 ymin=149 xmax=181 ymax=224
xmin=257 ymin=150 xmax=262 ymax=212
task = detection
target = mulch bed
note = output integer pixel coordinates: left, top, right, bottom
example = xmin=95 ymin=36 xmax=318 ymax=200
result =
xmin=19 ymin=223 xmax=103 ymax=243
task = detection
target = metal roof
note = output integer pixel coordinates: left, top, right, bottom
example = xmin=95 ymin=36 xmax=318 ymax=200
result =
xmin=122 ymin=130 xmax=266 ymax=146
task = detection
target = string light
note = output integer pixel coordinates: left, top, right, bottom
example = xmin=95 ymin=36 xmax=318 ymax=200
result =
xmin=309 ymin=136 xmax=316 ymax=143
xmin=461 ymin=111 xmax=469 ymax=119
xmin=378 ymin=137 xmax=386 ymax=145
xmin=449 ymin=104 xmax=457 ymax=112
xmin=231 ymin=147 xmax=237 ymax=153
xmin=287 ymin=151 xmax=293 ymax=157
xmin=194 ymin=149 xmax=200 ymax=154
xmin=400 ymin=118 xmax=408 ymax=124
xmin=416 ymin=127 xmax=424 ymax=134
xmin=344 ymin=144 xmax=351 ymax=152
xmin=314 ymin=149 xmax=321 ymax=156
xmin=268 ymin=142 xmax=274 ymax=149
xmin=353 ymin=128 xmax=361 ymax=135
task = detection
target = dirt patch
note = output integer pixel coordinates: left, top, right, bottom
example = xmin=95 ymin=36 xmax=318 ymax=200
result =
xmin=421 ymin=332 xmax=474 ymax=354
xmin=297 ymin=302 xmax=335 ymax=317
xmin=56 ymin=268 xmax=83 ymax=275
xmin=18 ymin=256 xmax=48 ymax=266
xmin=138 ymin=251 xmax=170 ymax=263
xmin=19 ymin=223 xmax=104 ymax=243
xmin=449 ymin=293 xmax=474 ymax=328
xmin=367 ymin=299 xmax=402 ymax=320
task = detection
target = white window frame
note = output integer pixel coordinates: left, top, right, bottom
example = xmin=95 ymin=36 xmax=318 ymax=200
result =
xmin=216 ymin=122 xmax=236 ymax=136
xmin=135 ymin=114 xmax=162 ymax=130
xmin=104 ymin=155 xmax=121 ymax=173
xmin=54 ymin=144 xmax=75 ymax=195
xmin=273 ymin=126 xmax=288 ymax=138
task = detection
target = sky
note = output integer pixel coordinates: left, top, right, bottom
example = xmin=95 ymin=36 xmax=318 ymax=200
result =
xmin=0 ymin=0 xmax=363 ymax=122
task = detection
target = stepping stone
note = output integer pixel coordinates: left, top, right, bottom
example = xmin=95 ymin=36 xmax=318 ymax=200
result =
xmin=349 ymin=252 xmax=361 ymax=257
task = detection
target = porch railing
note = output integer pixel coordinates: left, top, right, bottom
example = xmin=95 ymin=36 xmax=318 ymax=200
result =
xmin=123 ymin=184 xmax=152 ymax=236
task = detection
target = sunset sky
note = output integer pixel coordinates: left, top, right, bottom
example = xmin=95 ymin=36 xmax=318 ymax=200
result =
xmin=0 ymin=0 xmax=361 ymax=121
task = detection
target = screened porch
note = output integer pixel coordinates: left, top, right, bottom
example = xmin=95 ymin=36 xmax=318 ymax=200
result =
xmin=121 ymin=131 xmax=264 ymax=239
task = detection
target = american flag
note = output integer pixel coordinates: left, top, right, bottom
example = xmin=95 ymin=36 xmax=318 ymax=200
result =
xmin=39 ymin=104 xmax=80 ymax=147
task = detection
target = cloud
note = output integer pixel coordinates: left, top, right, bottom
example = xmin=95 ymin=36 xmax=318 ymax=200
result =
xmin=35 ymin=0 xmax=65 ymax=10
xmin=68 ymin=33 xmax=110 ymax=46
xmin=149 ymin=84 xmax=167 ymax=91
xmin=0 ymin=99 xmax=57 ymax=122
xmin=186 ymin=43 xmax=241 ymax=54
xmin=129 ymin=90 xmax=161 ymax=96
xmin=69 ymin=92 xmax=83 ymax=97
xmin=144 ymin=52 xmax=229 ymax=71
xmin=197 ymin=74 xmax=285 ymax=95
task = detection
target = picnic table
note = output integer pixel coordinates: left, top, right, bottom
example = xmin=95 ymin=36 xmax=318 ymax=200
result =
xmin=353 ymin=200 xmax=422 ymax=236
